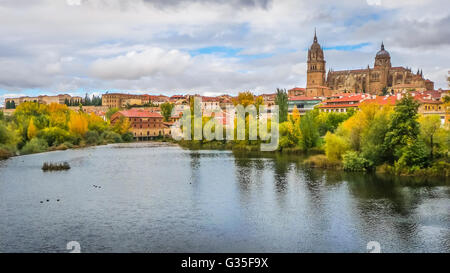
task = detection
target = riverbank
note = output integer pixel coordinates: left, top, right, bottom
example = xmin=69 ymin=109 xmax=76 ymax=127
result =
xmin=176 ymin=140 xmax=450 ymax=178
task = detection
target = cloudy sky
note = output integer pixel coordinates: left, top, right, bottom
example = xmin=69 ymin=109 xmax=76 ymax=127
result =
xmin=0 ymin=0 xmax=449 ymax=105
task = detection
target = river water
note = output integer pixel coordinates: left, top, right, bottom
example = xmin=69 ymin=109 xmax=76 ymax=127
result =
xmin=0 ymin=142 xmax=448 ymax=253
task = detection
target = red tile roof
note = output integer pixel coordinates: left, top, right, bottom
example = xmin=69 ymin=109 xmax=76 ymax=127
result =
xmin=118 ymin=109 xmax=163 ymax=118
xmin=201 ymin=96 xmax=220 ymax=102
xmin=289 ymin=96 xmax=322 ymax=101
xmin=325 ymin=94 xmax=365 ymax=103
xmin=362 ymin=96 xmax=398 ymax=106
xmin=319 ymin=104 xmax=360 ymax=108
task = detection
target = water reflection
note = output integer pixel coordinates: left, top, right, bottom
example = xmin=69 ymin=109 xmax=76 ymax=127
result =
xmin=0 ymin=144 xmax=448 ymax=253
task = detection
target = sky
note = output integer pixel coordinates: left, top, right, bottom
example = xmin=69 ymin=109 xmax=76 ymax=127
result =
xmin=0 ymin=0 xmax=449 ymax=105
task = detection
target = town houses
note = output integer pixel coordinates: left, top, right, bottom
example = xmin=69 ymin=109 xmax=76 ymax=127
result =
xmin=110 ymin=109 xmax=171 ymax=141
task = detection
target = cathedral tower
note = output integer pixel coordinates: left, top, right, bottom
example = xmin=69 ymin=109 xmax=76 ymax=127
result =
xmin=374 ymin=42 xmax=391 ymax=68
xmin=307 ymin=30 xmax=326 ymax=89
xmin=371 ymin=42 xmax=391 ymax=94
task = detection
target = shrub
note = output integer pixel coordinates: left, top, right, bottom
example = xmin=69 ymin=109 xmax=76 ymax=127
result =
xmin=324 ymin=132 xmax=349 ymax=161
xmin=121 ymin=132 xmax=134 ymax=143
xmin=101 ymin=131 xmax=122 ymax=143
xmin=21 ymin=138 xmax=48 ymax=155
xmin=0 ymin=148 xmax=13 ymax=159
xmin=85 ymin=130 xmax=101 ymax=145
xmin=342 ymin=151 xmax=373 ymax=172
xmin=304 ymin=154 xmax=342 ymax=169
xmin=38 ymin=127 xmax=72 ymax=147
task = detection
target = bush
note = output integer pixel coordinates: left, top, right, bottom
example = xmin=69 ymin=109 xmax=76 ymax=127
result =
xmin=304 ymin=154 xmax=342 ymax=169
xmin=342 ymin=151 xmax=373 ymax=172
xmin=85 ymin=130 xmax=101 ymax=145
xmin=21 ymin=138 xmax=48 ymax=155
xmin=101 ymin=131 xmax=122 ymax=143
xmin=324 ymin=132 xmax=349 ymax=161
xmin=38 ymin=127 xmax=72 ymax=147
xmin=121 ymin=132 xmax=134 ymax=143
xmin=0 ymin=148 xmax=13 ymax=159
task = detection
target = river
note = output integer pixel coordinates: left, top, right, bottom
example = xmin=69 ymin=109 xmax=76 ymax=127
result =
xmin=0 ymin=142 xmax=449 ymax=253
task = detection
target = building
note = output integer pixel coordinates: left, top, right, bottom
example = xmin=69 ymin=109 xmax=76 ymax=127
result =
xmin=102 ymin=93 xmax=143 ymax=108
xmin=318 ymin=93 xmax=372 ymax=113
xmin=305 ymin=31 xmax=434 ymax=96
xmin=288 ymin=87 xmax=307 ymax=97
xmin=4 ymin=94 xmax=82 ymax=109
xmin=288 ymin=96 xmax=322 ymax=114
xmin=110 ymin=109 xmax=170 ymax=140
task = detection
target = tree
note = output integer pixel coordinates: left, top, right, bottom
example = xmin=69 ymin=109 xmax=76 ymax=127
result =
xmin=233 ymin=91 xmax=255 ymax=107
xmin=68 ymin=112 xmax=88 ymax=136
xmin=299 ymin=110 xmax=319 ymax=150
xmin=324 ymin=132 xmax=349 ymax=161
xmin=113 ymin=116 xmax=131 ymax=135
xmin=292 ymin=106 xmax=300 ymax=121
xmin=106 ymin=108 xmax=120 ymax=120
xmin=5 ymin=101 xmax=11 ymax=109
xmin=384 ymin=94 xmax=421 ymax=163
xmin=11 ymin=101 xmax=16 ymax=109
xmin=27 ymin=118 xmax=38 ymax=140
xmin=160 ymin=102 xmax=175 ymax=122
xmin=275 ymin=88 xmax=288 ymax=123
xmin=419 ymin=115 xmax=442 ymax=160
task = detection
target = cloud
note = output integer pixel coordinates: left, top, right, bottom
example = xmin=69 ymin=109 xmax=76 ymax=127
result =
xmin=67 ymin=0 xmax=82 ymax=6
xmin=91 ymin=48 xmax=192 ymax=80
xmin=0 ymin=0 xmax=449 ymax=97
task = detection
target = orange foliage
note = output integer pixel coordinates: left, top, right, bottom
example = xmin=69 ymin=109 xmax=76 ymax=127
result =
xmin=68 ymin=112 xmax=88 ymax=136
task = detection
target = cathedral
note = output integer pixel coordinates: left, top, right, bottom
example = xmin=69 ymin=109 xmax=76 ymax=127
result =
xmin=304 ymin=31 xmax=434 ymax=97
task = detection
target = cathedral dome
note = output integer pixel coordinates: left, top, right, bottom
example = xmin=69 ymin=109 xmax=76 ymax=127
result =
xmin=310 ymin=30 xmax=322 ymax=51
xmin=376 ymin=42 xmax=390 ymax=58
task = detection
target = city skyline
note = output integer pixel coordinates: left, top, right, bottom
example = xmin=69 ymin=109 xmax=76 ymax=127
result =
xmin=0 ymin=0 xmax=449 ymax=106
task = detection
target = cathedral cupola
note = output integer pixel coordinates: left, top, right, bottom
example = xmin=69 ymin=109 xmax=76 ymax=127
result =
xmin=308 ymin=29 xmax=324 ymax=61
xmin=375 ymin=42 xmax=391 ymax=68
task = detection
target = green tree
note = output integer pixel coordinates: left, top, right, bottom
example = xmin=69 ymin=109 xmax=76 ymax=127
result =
xmin=384 ymin=94 xmax=421 ymax=163
xmin=160 ymin=102 xmax=175 ymax=122
xmin=299 ymin=110 xmax=319 ymax=150
xmin=419 ymin=115 xmax=442 ymax=160
xmin=106 ymin=107 xmax=120 ymax=120
xmin=275 ymin=88 xmax=288 ymax=123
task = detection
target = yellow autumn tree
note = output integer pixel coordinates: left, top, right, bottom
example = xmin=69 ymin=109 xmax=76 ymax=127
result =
xmin=48 ymin=103 xmax=69 ymax=128
xmin=113 ymin=116 xmax=130 ymax=135
xmin=292 ymin=106 xmax=300 ymax=122
xmin=27 ymin=118 xmax=38 ymax=140
xmin=87 ymin=113 xmax=108 ymax=132
xmin=68 ymin=112 xmax=88 ymax=136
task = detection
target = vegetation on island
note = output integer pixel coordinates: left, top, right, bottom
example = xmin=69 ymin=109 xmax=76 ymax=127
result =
xmin=0 ymin=102 xmax=133 ymax=159
xmin=42 ymin=162 xmax=71 ymax=172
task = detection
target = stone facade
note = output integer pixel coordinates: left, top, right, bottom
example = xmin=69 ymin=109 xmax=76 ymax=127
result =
xmin=5 ymin=94 xmax=82 ymax=108
xmin=306 ymin=32 xmax=434 ymax=95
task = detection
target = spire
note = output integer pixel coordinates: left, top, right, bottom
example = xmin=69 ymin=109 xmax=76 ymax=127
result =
xmin=381 ymin=41 xmax=384 ymax=50
xmin=314 ymin=28 xmax=318 ymax=43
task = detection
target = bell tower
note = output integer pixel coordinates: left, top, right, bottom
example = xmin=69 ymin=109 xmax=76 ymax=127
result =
xmin=307 ymin=29 xmax=326 ymax=88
